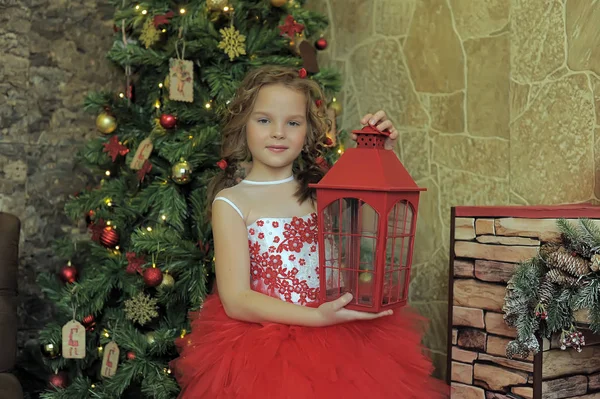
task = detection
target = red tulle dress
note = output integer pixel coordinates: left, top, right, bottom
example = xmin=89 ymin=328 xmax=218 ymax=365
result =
xmin=171 ymin=213 xmax=449 ymax=398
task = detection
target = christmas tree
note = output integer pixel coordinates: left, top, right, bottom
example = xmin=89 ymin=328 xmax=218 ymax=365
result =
xmin=27 ymin=1 xmax=345 ymax=397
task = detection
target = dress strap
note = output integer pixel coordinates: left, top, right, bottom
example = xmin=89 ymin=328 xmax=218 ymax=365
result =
xmin=213 ymin=197 xmax=244 ymax=219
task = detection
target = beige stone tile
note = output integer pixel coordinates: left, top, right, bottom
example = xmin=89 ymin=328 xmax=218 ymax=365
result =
xmin=373 ymin=0 xmax=415 ymax=37
xmin=510 ymin=74 xmax=595 ymax=204
xmin=449 ymin=0 xmax=509 ymax=40
xmin=466 ymin=34 xmax=510 ymax=138
xmin=596 ymin=128 xmax=600 ymax=199
xmin=473 ymin=363 xmax=528 ymax=391
xmin=431 ymin=133 xmax=509 ymax=178
xmin=510 ymin=80 xmax=530 ymax=120
xmin=429 ymin=92 xmax=465 ymax=133
xmin=410 ymin=300 xmax=448 ymax=353
xmin=437 ymin=167 xmax=510 ymax=226
xmin=404 ymin=0 xmax=464 ymax=93
xmin=410 ymin=248 xmax=448 ymax=301
xmin=349 ymin=38 xmax=428 ymax=128
xmin=399 ymin=130 xmax=429 ymax=181
xmin=592 ymin=74 xmax=600 ymax=125
xmin=511 ymin=0 xmax=565 ymax=82
xmin=328 ymin=0 xmax=373 ymax=59
xmin=412 ymin=177 xmax=443 ymax=265
xmin=566 ymin=0 xmax=600 ymax=75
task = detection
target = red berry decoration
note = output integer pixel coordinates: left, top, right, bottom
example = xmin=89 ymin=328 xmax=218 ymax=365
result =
xmin=100 ymin=226 xmax=119 ymax=248
xmin=159 ymin=113 xmax=177 ymax=129
xmin=315 ymin=37 xmax=328 ymax=50
xmin=126 ymin=351 xmax=136 ymax=360
xmin=82 ymin=314 xmax=96 ymax=331
xmin=48 ymin=372 xmax=69 ymax=389
xmin=59 ymin=262 xmax=77 ymax=284
xmin=143 ymin=267 xmax=163 ymax=287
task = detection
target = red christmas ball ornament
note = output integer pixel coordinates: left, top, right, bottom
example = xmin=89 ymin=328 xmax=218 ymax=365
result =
xmin=82 ymin=314 xmax=96 ymax=331
xmin=59 ymin=263 xmax=77 ymax=284
xmin=126 ymin=351 xmax=136 ymax=360
xmin=143 ymin=266 xmax=163 ymax=287
xmin=100 ymin=226 xmax=119 ymax=248
xmin=48 ymin=372 xmax=69 ymax=389
xmin=159 ymin=114 xmax=177 ymax=129
xmin=315 ymin=37 xmax=328 ymax=50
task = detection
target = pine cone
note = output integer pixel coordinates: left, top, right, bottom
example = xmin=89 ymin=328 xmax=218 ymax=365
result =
xmin=545 ymin=247 xmax=591 ymax=277
xmin=546 ymin=269 xmax=579 ymax=287
xmin=539 ymin=243 xmax=560 ymax=260
xmin=591 ymin=254 xmax=600 ymax=272
xmin=561 ymin=233 xmax=594 ymax=258
xmin=538 ymin=278 xmax=557 ymax=306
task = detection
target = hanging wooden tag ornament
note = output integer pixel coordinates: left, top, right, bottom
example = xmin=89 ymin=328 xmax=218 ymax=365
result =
xmin=169 ymin=38 xmax=193 ymax=102
xmin=298 ymin=39 xmax=319 ymax=73
xmin=130 ymin=138 xmax=154 ymax=170
xmin=62 ymin=320 xmax=86 ymax=359
xmin=101 ymin=341 xmax=120 ymax=378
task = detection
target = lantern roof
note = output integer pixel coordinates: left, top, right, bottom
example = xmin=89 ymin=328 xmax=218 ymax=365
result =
xmin=313 ymin=126 xmax=426 ymax=192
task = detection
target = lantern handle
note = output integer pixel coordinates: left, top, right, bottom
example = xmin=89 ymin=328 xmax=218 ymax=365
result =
xmin=352 ymin=125 xmax=391 ymax=137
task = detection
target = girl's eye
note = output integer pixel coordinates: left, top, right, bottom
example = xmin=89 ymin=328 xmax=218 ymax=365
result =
xmin=257 ymin=118 xmax=270 ymax=124
xmin=288 ymin=121 xmax=301 ymax=127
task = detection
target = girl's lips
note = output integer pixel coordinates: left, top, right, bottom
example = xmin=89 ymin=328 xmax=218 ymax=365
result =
xmin=267 ymin=146 xmax=288 ymax=153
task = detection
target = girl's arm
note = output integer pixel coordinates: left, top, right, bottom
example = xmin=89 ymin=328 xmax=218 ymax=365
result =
xmin=212 ymin=198 xmax=391 ymax=327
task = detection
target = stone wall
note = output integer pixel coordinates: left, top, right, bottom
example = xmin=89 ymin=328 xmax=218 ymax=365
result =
xmin=307 ymin=0 xmax=600 ymax=378
xmin=449 ymin=208 xmax=600 ymax=399
xmin=0 ymin=0 xmax=119 ymax=347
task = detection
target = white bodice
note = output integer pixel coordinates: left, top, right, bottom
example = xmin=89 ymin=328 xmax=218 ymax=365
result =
xmin=247 ymin=213 xmax=321 ymax=306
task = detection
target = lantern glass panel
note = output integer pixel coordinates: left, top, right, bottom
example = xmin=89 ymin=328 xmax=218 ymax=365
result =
xmin=322 ymin=198 xmax=379 ymax=307
xmin=383 ymin=200 xmax=414 ymax=306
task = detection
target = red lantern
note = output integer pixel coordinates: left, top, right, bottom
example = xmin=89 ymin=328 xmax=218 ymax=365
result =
xmin=310 ymin=125 xmax=425 ymax=313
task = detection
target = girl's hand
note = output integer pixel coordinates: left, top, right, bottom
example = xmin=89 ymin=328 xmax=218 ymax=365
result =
xmin=353 ymin=110 xmax=399 ymax=150
xmin=316 ymin=293 xmax=393 ymax=326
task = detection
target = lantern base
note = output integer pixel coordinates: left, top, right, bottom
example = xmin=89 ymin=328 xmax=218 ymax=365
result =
xmin=171 ymin=294 xmax=450 ymax=398
xmin=322 ymin=288 xmax=408 ymax=313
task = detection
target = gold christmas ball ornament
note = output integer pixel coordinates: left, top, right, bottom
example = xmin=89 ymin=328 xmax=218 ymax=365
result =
xmin=270 ymin=0 xmax=287 ymax=7
xmin=359 ymin=271 xmax=373 ymax=284
xmin=329 ymin=101 xmax=343 ymax=116
xmin=96 ymin=112 xmax=117 ymax=134
xmin=41 ymin=343 xmax=60 ymax=359
xmin=171 ymin=159 xmax=193 ymax=184
xmin=160 ymin=273 xmax=175 ymax=288
xmin=206 ymin=0 xmax=229 ymax=11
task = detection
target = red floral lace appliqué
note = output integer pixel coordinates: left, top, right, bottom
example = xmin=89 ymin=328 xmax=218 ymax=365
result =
xmin=249 ymin=214 xmax=319 ymax=305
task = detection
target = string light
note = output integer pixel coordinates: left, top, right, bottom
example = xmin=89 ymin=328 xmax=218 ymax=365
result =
xmin=106 ymin=221 xmax=112 ymax=226
xmin=141 ymin=9 xmax=148 ymax=15
xmin=205 ymin=103 xmax=211 ymax=109
xmin=158 ymin=83 xmax=163 ymax=88
xmin=161 ymin=215 xmax=167 ymax=221
xmin=115 ymin=245 xmax=120 ymax=250
xmin=223 ymin=6 xmax=230 ymax=11
xmin=119 ymin=93 xmax=125 ymax=98
xmin=179 ymin=8 xmax=186 ymax=14
xmin=135 ymin=5 xmax=140 ymax=10
xmin=105 ymin=198 xmax=113 ymax=206
xmin=105 ymin=170 xmax=111 ymax=176
xmin=154 ymin=99 xmax=161 ymax=109
xmin=147 ymin=226 xmax=153 ymax=232
xmin=98 ymin=346 xmax=103 ymax=353
xmin=162 ymin=29 xmax=166 ymax=33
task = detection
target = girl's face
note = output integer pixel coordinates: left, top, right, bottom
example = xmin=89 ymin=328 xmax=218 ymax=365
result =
xmin=245 ymin=83 xmax=308 ymax=175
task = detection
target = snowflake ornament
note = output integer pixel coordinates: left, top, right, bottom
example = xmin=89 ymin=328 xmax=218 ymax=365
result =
xmin=218 ymin=26 xmax=246 ymax=61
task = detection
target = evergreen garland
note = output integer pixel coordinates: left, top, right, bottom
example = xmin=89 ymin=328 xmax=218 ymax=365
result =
xmin=503 ymin=218 xmax=600 ymax=359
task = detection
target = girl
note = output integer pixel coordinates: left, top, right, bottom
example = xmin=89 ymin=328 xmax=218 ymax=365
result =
xmin=171 ymin=65 xmax=449 ymax=398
